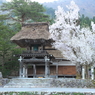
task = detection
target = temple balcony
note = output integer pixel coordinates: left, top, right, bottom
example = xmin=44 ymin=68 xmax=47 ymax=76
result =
xmin=20 ymin=50 xmax=54 ymax=58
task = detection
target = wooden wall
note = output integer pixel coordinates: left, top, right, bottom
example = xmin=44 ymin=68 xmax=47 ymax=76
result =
xmin=28 ymin=66 xmax=76 ymax=76
xmin=58 ymin=66 xmax=76 ymax=75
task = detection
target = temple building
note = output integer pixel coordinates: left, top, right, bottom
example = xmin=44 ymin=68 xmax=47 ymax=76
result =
xmin=10 ymin=22 xmax=76 ymax=78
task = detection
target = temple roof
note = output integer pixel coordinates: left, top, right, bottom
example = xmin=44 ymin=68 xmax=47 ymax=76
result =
xmin=10 ymin=22 xmax=51 ymax=47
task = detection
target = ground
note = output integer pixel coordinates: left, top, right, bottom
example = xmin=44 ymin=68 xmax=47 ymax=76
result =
xmin=0 ymin=87 xmax=95 ymax=93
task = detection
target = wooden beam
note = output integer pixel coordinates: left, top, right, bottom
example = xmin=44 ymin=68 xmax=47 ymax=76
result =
xmin=44 ymin=48 xmax=56 ymax=50
xmin=22 ymin=59 xmax=45 ymax=62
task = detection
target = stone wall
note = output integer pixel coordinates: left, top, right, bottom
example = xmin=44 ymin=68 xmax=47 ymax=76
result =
xmin=0 ymin=72 xmax=9 ymax=87
xmin=50 ymin=78 xmax=94 ymax=88
xmin=0 ymin=72 xmax=3 ymax=86
xmin=4 ymin=78 xmax=95 ymax=88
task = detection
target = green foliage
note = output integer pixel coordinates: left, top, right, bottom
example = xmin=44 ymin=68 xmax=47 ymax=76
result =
xmin=73 ymin=93 xmax=85 ymax=95
xmin=0 ymin=92 xmax=87 ymax=95
xmin=93 ymin=16 xmax=95 ymax=23
xmin=9 ymin=22 xmax=21 ymax=32
xmin=80 ymin=14 xmax=95 ymax=28
xmin=0 ymin=20 xmax=12 ymax=64
xmin=1 ymin=48 xmax=22 ymax=77
xmin=44 ymin=6 xmax=55 ymax=24
xmin=92 ymin=80 xmax=95 ymax=87
xmin=0 ymin=0 xmax=51 ymax=24
xmin=0 ymin=15 xmax=22 ymax=77
xmin=44 ymin=6 xmax=55 ymax=19
xmin=0 ymin=15 xmax=8 ymax=21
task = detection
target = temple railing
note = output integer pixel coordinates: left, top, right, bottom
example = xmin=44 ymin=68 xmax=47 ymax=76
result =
xmin=22 ymin=50 xmax=47 ymax=54
xmin=20 ymin=50 xmax=51 ymax=57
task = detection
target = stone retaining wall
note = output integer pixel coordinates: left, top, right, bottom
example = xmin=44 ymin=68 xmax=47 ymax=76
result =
xmin=50 ymin=78 xmax=94 ymax=88
xmin=4 ymin=78 xmax=95 ymax=88
xmin=0 ymin=72 xmax=9 ymax=87
xmin=0 ymin=78 xmax=9 ymax=87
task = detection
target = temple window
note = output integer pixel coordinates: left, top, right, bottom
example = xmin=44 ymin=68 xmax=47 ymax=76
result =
xmin=33 ymin=45 xmax=39 ymax=51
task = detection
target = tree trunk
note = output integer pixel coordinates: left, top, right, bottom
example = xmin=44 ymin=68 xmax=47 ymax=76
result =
xmin=85 ymin=64 xmax=90 ymax=79
xmin=76 ymin=63 xmax=82 ymax=79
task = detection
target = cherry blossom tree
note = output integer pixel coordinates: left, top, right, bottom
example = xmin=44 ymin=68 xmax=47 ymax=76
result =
xmin=49 ymin=1 xmax=95 ymax=78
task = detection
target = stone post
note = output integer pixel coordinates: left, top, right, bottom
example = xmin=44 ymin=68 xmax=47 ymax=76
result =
xmin=91 ymin=66 xmax=94 ymax=80
xmin=0 ymin=72 xmax=3 ymax=86
xmin=0 ymin=72 xmax=2 ymax=79
xmin=23 ymin=64 xmax=26 ymax=78
xmin=82 ymin=66 xmax=85 ymax=79
xmin=18 ymin=56 xmax=23 ymax=78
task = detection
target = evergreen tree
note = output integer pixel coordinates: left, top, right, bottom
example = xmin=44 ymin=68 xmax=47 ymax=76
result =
xmin=0 ymin=0 xmax=50 ymax=25
xmin=0 ymin=15 xmax=21 ymax=77
xmin=44 ymin=7 xmax=55 ymax=19
xmin=80 ymin=14 xmax=92 ymax=28
xmin=93 ymin=16 xmax=95 ymax=23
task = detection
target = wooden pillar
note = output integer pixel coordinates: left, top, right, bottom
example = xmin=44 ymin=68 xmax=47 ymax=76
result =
xmin=48 ymin=63 xmax=50 ymax=77
xmin=23 ymin=65 xmax=25 ymax=78
xmin=82 ymin=66 xmax=85 ymax=79
xmin=33 ymin=64 xmax=36 ymax=78
xmin=25 ymin=65 xmax=28 ymax=78
xmin=91 ymin=66 xmax=94 ymax=80
xmin=45 ymin=62 xmax=48 ymax=78
xmin=45 ymin=56 xmax=49 ymax=78
xmin=56 ymin=63 xmax=58 ymax=78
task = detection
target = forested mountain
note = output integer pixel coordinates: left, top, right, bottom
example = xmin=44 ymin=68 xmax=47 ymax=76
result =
xmin=0 ymin=0 xmax=95 ymax=18
xmin=43 ymin=0 xmax=95 ymax=18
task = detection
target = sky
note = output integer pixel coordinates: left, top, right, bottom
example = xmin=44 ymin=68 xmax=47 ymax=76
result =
xmin=6 ymin=0 xmax=58 ymax=3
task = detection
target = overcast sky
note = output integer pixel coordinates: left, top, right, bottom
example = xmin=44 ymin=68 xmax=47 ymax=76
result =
xmin=6 ymin=0 xmax=58 ymax=3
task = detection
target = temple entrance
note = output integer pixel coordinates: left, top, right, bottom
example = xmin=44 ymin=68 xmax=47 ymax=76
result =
xmin=28 ymin=65 xmax=45 ymax=78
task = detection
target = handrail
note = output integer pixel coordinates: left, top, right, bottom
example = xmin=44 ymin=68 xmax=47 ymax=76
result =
xmin=22 ymin=50 xmax=47 ymax=54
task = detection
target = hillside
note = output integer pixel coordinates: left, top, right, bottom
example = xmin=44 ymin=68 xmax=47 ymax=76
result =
xmin=43 ymin=0 xmax=95 ymax=18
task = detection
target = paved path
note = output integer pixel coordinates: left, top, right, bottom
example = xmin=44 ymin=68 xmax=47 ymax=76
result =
xmin=0 ymin=88 xmax=95 ymax=93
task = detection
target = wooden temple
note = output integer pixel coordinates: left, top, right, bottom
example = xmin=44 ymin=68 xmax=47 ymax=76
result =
xmin=10 ymin=22 xmax=76 ymax=78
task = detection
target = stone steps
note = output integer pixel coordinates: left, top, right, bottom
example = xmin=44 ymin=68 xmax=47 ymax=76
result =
xmin=4 ymin=78 xmax=52 ymax=88
xmin=4 ymin=78 xmax=94 ymax=88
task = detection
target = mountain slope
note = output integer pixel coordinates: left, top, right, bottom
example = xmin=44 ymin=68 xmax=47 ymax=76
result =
xmin=43 ymin=0 xmax=95 ymax=18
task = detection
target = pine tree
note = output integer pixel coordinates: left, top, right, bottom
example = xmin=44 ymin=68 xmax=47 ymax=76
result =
xmin=0 ymin=0 xmax=50 ymax=25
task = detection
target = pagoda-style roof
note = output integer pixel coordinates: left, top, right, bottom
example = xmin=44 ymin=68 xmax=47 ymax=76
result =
xmin=45 ymin=46 xmax=68 ymax=60
xmin=10 ymin=22 xmax=52 ymax=47
xmin=47 ymin=50 xmax=63 ymax=58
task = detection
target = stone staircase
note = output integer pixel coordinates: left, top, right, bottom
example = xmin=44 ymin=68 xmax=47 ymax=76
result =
xmin=4 ymin=78 xmax=52 ymax=88
xmin=4 ymin=78 xmax=94 ymax=88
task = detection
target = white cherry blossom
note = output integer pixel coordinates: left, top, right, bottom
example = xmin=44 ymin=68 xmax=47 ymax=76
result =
xmin=49 ymin=1 xmax=95 ymax=65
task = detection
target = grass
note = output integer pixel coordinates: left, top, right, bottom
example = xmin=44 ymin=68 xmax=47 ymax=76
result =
xmin=0 ymin=92 xmax=93 ymax=95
